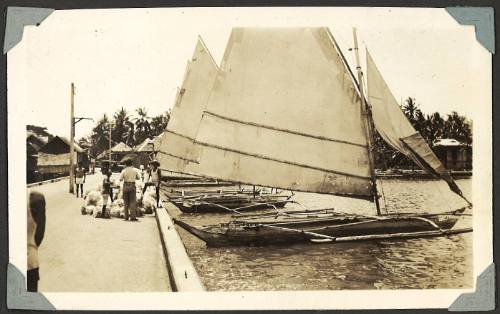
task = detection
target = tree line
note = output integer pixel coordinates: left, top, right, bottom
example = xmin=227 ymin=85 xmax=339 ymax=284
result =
xmin=78 ymin=107 xmax=170 ymax=157
xmin=373 ymin=97 xmax=472 ymax=169
xmin=76 ymin=97 xmax=472 ymax=168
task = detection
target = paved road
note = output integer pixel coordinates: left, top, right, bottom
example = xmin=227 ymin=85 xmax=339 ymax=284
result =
xmin=29 ymin=173 xmax=171 ymax=292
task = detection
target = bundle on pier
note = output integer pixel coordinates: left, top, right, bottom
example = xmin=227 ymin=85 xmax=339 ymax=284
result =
xmin=81 ymin=190 xmax=105 ymax=217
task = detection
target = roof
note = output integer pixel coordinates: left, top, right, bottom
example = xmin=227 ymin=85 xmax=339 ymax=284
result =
xmin=152 ymin=132 xmax=164 ymax=146
xmin=134 ymin=133 xmax=164 ymax=152
xmin=111 ymin=142 xmax=132 ymax=152
xmin=433 ymin=138 xmax=468 ymax=147
xmin=96 ymin=142 xmax=132 ymax=159
xmin=135 ymin=138 xmax=154 ymax=152
xmin=59 ymin=136 xmax=84 ymax=152
xmin=39 ymin=136 xmax=83 ymax=154
xmin=26 ymin=133 xmax=48 ymax=152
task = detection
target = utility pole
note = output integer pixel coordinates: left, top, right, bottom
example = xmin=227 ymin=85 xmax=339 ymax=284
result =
xmin=69 ymin=83 xmax=93 ymax=193
xmin=69 ymin=83 xmax=75 ymax=193
xmin=108 ymin=121 xmax=113 ymax=168
xmin=353 ymin=28 xmax=381 ymax=216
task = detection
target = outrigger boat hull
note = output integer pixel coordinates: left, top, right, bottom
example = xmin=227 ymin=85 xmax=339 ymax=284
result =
xmin=173 ymin=208 xmax=471 ymax=247
xmin=171 ymin=196 xmax=290 ymax=213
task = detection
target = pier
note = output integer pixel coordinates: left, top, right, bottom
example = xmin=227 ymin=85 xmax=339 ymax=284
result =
xmin=29 ymin=173 xmax=202 ymax=292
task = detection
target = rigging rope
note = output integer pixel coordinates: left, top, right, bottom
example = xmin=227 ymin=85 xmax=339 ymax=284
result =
xmin=436 ymin=179 xmax=453 ymax=211
xmin=378 ymin=179 xmax=389 ymax=214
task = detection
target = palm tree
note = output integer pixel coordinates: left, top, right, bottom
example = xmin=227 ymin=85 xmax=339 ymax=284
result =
xmin=445 ymin=111 xmax=472 ymax=144
xmin=402 ymin=97 xmax=422 ymax=125
xmin=150 ymin=110 xmax=170 ymax=137
xmin=428 ymin=112 xmax=445 ymax=143
xmin=123 ymin=120 xmax=135 ymax=147
xmin=90 ymin=114 xmax=111 ymax=157
xmin=78 ymin=136 xmax=92 ymax=149
xmin=134 ymin=107 xmax=152 ymax=145
xmin=112 ymin=107 xmax=130 ymax=144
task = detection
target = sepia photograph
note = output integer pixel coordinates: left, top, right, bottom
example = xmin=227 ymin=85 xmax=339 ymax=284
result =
xmin=8 ymin=6 xmax=493 ymax=310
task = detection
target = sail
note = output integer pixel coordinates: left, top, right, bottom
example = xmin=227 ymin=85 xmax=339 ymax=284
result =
xmin=156 ymin=37 xmax=219 ymax=175
xmin=192 ymin=28 xmax=373 ymax=199
xmin=366 ymin=50 xmax=470 ymax=203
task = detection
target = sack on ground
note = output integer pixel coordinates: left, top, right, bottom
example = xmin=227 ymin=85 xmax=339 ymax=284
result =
xmin=81 ymin=190 xmax=103 ymax=216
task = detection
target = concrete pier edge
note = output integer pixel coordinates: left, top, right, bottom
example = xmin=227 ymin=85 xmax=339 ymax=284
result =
xmin=154 ymin=201 xmax=205 ymax=292
xmin=27 ymin=176 xmax=69 ymax=188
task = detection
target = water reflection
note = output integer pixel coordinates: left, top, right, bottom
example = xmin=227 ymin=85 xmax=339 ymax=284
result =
xmin=166 ymin=179 xmax=473 ymax=291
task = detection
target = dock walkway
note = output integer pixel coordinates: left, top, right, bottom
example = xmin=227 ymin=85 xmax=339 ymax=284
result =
xmin=31 ymin=173 xmax=171 ymax=292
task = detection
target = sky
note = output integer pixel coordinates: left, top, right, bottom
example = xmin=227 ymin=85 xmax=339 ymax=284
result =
xmin=9 ymin=7 xmax=491 ymax=139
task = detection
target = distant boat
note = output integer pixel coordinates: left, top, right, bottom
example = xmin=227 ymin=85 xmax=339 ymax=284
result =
xmin=169 ymin=190 xmax=292 ymax=213
xmin=376 ymin=169 xmax=472 ymax=179
xmin=172 ymin=28 xmax=472 ymax=246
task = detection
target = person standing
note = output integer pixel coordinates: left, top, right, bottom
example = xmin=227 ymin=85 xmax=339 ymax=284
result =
xmin=106 ymin=168 xmax=114 ymax=202
xmin=27 ymin=190 xmax=46 ymax=292
xmin=119 ymin=157 xmax=140 ymax=221
xmin=139 ymin=164 xmax=145 ymax=182
xmin=75 ymin=162 xmax=86 ymax=198
xmin=142 ymin=160 xmax=162 ymax=208
xmin=99 ymin=171 xmax=113 ymax=219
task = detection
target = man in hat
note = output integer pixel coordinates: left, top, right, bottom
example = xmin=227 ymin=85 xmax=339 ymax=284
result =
xmin=142 ymin=160 xmax=162 ymax=208
xmin=119 ymin=157 xmax=141 ymax=221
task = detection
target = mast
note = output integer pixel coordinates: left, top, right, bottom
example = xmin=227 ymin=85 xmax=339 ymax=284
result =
xmin=352 ymin=28 xmax=381 ymax=215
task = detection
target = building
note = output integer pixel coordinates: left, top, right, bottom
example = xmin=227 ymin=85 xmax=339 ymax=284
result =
xmin=26 ymin=132 xmax=48 ymax=183
xmin=37 ymin=136 xmax=89 ymax=178
xmin=433 ymin=138 xmax=472 ymax=170
xmin=97 ymin=142 xmax=133 ymax=170
xmin=133 ymin=132 xmax=164 ymax=166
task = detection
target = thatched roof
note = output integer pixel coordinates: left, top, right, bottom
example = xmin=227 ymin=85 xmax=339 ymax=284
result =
xmin=39 ymin=136 xmax=83 ymax=154
xmin=26 ymin=132 xmax=48 ymax=154
xmin=110 ymin=142 xmax=132 ymax=152
xmin=135 ymin=138 xmax=154 ymax=152
xmin=97 ymin=142 xmax=133 ymax=159
xmin=134 ymin=133 xmax=164 ymax=152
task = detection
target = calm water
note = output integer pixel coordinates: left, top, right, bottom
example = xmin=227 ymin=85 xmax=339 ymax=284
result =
xmin=164 ymin=179 xmax=472 ymax=291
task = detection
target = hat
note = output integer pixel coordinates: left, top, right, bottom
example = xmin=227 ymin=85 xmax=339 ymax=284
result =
xmin=122 ymin=156 xmax=133 ymax=165
xmin=151 ymin=160 xmax=160 ymax=166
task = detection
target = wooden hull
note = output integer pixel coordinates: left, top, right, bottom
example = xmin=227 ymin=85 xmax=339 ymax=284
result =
xmin=171 ymin=196 xmax=290 ymax=213
xmin=161 ymin=180 xmax=234 ymax=188
xmin=173 ymin=208 xmax=471 ymax=247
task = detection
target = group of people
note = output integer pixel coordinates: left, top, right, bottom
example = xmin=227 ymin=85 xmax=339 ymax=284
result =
xmin=103 ymin=158 xmax=162 ymax=221
xmin=26 ymin=159 xmax=162 ymax=293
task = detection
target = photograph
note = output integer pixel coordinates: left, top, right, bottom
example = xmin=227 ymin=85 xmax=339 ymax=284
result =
xmin=8 ymin=6 xmax=493 ymax=310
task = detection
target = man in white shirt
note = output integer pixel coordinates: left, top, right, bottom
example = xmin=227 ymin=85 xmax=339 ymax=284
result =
xmin=142 ymin=160 xmax=162 ymax=208
xmin=119 ymin=157 xmax=141 ymax=221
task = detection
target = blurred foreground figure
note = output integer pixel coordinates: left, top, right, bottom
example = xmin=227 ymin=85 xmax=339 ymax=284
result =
xmin=27 ymin=190 xmax=46 ymax=292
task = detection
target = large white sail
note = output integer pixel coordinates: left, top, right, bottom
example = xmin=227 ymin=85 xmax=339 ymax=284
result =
xmin=156 ymin=37 xmax=218 ymax=175
xmin=193 ymin=28 xmax=373 ymax=199
xmin=366 ymin=50 xmax=469 ymax=202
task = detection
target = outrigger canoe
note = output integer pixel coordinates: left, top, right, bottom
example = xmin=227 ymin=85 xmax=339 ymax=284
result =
xmin=170 ymin=193 xmax=292 ymax=213
xmin=173 ymin=207 xmax=472 ymax=247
